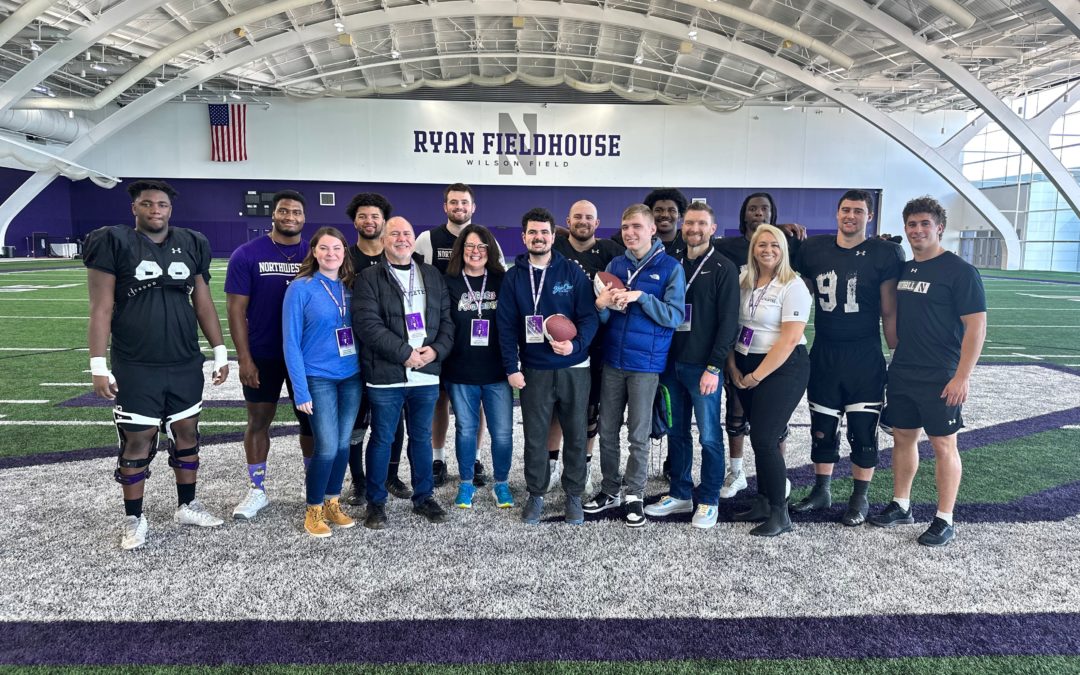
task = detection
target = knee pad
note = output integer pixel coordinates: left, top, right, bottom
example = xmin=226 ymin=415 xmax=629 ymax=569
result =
xmin=725 ymin=413 xmax=750 ymax=438
xmin=113 ymin=429 xmax=158 ymax=486
xmin=586 ymin=404 xmax=600 ymax=440
xmin=808 ymin=404 xmax=842 ymax=464
xmin=845 ymin=403 xmax=883 ymax=469
xmin=167 ymin=440 xmax=201 ymax=471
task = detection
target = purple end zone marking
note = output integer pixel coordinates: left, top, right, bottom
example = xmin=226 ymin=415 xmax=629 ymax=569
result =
xmin=2 ymin=612 xmax=1079 ymax=665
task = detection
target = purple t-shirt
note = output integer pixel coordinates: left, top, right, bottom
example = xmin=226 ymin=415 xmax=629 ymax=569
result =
xmin=224 ymin=235 xmax=307 ymax=360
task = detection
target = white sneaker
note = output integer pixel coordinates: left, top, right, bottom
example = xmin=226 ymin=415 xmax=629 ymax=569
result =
xmin=644 ymin=495 xmax=694 ymax=517
xmin=691 ymin=504 xmax=718 ymax=529
xmin=719 ymin=470 xmax=747 ymax=499
xmin=174 ymin=500 xmax=224 ymax=528
xmin=120 ymin=514 xmax=148 ymax=550
xmin=232 ymin=488 xmax=269 ymax=520
xmin=544 ymin=458 xmax=563 ymax=493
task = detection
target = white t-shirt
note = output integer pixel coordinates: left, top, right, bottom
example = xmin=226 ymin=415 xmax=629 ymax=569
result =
xmin=369 ymin=266 xmax=440 ymax=388
xmin=738 ymin=276 xmax=811 ymax=354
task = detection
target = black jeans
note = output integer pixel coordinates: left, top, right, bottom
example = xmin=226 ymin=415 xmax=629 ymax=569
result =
xmin=519 ymin=366 xmax=592 ymax=497
xmin=735 ymin=345 xmax=810 ymax=508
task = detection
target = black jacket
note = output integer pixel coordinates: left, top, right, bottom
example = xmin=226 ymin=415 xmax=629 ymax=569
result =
xmin=352 ymin=261 xmax=454 ymax=386
xmin=670 ymin=248 xmax=740 ymax=369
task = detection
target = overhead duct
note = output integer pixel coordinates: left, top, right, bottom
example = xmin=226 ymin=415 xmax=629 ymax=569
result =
xmin=0 ymin=136 xmax=118 ymax=187
xmin=0 ymin=0 xmax=58 ymax=48
xmin=0 ymin=108 xmax=93 ymax=143
xmin=924 ymin=0 xmax=977 ymax=30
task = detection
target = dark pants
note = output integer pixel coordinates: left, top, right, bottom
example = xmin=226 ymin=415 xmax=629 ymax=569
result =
xmin=734 ymin=346 xmax=810 ymax=508
xmin=519 ymin=366 xmax=591 ymax=497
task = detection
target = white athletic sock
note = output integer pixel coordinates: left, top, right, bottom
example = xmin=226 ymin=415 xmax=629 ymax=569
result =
xmin=432 ymin=447 xmax=445 ymax=462
xmin=730 ymin=457 xmax=744 ymax=474
xmin=935 ymin=511 xmax=954 ymax=525
xmin=893 ymin=497 xmax=911 ymax=511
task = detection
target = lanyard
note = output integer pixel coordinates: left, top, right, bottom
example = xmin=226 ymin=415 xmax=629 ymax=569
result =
xmin=317 ymin=278 xmax=348 ymax=326
xmin=387 ymin=262 xmax=416 ymax=311
xmin=747 ymin=279 xmax=773 ymax=320
xmin=528 ymin=264 xmax=548 ymax=315
xmin=625 ymin=248 xmax=663 ymax=288
xmin=683 ymin=248 xmax=714 ymax=292
xmin=463 ymin=270 xmax=488 ymax=319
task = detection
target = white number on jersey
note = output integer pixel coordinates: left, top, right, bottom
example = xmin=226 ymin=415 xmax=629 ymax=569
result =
xmin=134 ymin=260 xmax=163 ymax=281
xmin=167 ymin=262 xmax=191 ymax=280
xmin=815 ymin=270 xmax=860 ymax=313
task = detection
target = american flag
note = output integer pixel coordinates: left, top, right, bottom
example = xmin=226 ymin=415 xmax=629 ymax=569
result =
xmin=208 ymin=103 xmax=247 ymax=162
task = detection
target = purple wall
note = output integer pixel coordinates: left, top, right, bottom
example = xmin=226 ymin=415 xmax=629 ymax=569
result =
xmin=4 ymin=171 xmax=882 ymax=257
xmin=0 ymin=168 xmax=74 ymax=255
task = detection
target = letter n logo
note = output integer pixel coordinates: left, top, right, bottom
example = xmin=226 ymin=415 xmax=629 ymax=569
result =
xmin=498 ymin=112 xmax=537 ymax=176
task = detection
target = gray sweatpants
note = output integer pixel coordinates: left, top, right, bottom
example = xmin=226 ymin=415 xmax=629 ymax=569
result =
xmin=598 ymin=366 xmax=660 ymax=499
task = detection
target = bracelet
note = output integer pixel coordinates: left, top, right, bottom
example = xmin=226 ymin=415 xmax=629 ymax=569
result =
xmin=89 ymin=356 xmax=110 ymax=377
xmin=747 ymin=372 xmax=760 ymax=383
xmin=212 ymin=345 xmax=229 ymax=370
xmin=705 ymin=365 xmax=722 ymax=375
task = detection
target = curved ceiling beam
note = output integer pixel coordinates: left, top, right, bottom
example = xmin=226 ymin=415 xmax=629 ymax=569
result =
xmin=820 ymin=0 xmax=1080 ymax=222
xmin=0 ymin=0 xmax=166 ymax=112
xmin=0 ymin=0 xmax=60 ymax=50
xmin=0 ymin=0 xmax=1019 ymax=267
xmin=1042 ymin=0 xmax=1080 ymax=40
xmin=11 ymin=0 xmax=321 ymax=111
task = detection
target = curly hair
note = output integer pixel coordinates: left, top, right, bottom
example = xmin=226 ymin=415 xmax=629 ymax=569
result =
xmin=643 ymin=188 xmax=688 ymax=216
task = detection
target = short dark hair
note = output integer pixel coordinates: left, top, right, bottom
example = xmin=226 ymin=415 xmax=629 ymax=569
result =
xmin=272 ymin=190 xmax=305 ymax=211
xmin=644 ymin=188 xmax=688 ymax=216
xmin=127 ymin=179 xmax=177 ymax=201
xmin=685 ymin=201 xmax=714 ymax=220
xmin=345 ymin=192 xmax=392 ymax=221
xmin=521 ymin=207 xmax=555 ymax=232
xmin=446 ymin=224 xmax=504 ymax=276
xmin=902 ymin=195 xmax=947 ymax=229
xmin=837 ymin=189 xmax=874 ymax=212
xmin=738 ymin=192 xmax=777 ymax=236
xmin=444 ymin=183 xmax=475 ymax=201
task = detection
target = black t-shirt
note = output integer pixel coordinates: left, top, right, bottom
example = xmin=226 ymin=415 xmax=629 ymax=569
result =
xmin=713 ymin=231 xmax=802 ymax=270
xmin=662 ymin=231 xmax=685 ymax=256
xmin=794 ymin=235 xmax=904 ymax=343
xmin=893 ymin=251 xmax=986 ymax=373
xmin=350 ymin=245 xmax=384 ymax=271
xmin=83 ymin=225 xmax=211 ymax=365
xmin=552 ymin=236 xmax=624 ymax=280
xmin=424 ymin=225 xmax=460 ymax=274
xmin=442 ymin=270 xmax=506 ymax=385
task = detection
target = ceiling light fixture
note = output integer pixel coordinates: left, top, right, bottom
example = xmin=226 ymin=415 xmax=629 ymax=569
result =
xmin=90 ymin=63 xmax=107 ymax=72
xmin=68 ymin=110 xmax=74 ymax=118
xmin=29 ymin=41 xmax=41 ymax=52
xmin=391 ymin=48 xmax=401 ymax=59
xmin=334 ymin=20 xmax=344 ymax=32
xmin=230 ymin=91 xmax=241 ymax=100
xmin=47 ymin=90 xmax=57 ymax=97
xmin=782 ymin=105 xmax=794 ymax=111
xmin=154 ymin=79 xmax=163 ymax=87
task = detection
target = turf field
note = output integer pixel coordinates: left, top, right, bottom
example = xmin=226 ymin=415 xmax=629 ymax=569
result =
xmin=1 ymin=260 xmax=1079 ymax=672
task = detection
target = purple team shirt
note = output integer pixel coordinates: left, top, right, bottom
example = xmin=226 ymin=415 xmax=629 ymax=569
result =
xmin=224 ymin=235 xmax=307 ymax=360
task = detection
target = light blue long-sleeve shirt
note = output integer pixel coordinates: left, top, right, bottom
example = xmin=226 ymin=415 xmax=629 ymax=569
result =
xmin=282 ymin=271 xmax=360 ymax=405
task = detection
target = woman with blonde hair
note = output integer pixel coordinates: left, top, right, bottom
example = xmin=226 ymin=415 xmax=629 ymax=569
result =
xmin=727 ymin=224 xmax=811 ymax=537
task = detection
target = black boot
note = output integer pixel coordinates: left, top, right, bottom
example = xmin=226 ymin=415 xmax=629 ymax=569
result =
xmin=749 ymin=505 xmax=793 ymax=537
xmin=733 ymin=494 xmax=771 ymax=522
xmin=790 ymin=482 xmax=832 ymax=513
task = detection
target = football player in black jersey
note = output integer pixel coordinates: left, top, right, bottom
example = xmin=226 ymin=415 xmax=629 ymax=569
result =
xmin=548 ymin=200 xmax=624 ymax=492
xmin=791 ymin=190 xmax=903 ymax=526
xmin=644 ymin=188 xmax=689 ymax=255
xmin=85 ymin=179 xmax=230 ymax=550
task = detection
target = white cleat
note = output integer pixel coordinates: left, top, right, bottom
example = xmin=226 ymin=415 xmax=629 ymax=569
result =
xmin=120 ymin=514 xmax=148 ymax=550
xmin=719 ymin=470 xmax=748 ymax=499
xmin=174 ymin=500 xmax=224 ymax=528
xmin=232 ymin=488 xmax=269 ymax=520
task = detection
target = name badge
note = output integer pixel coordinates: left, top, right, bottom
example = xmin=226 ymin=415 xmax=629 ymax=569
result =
xmin=676 ymin=304 xmax=692 ymax=332
xmin=335 ymin=327 xmax=356 ymax=357
xmin=735 ymin=325 xmax=754 ymax=355
xmin=405 ymin=312 xmax=426 ymax=341
xmin=525 ymin=314 xmax=544 ymax=344
xmin=471 ymin=319 xmax=490 ymax=347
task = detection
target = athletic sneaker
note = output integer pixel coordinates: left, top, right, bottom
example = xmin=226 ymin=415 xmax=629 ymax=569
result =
xmin=565 ymin=494 xmax=584 ymax=525
xmin=522 ymin=494 xmax=544 ymax=525
xmin=345 ymin=482 xmax=366 ymax=507
xmin=691 ymin=504 xmax=718 ymax=529
xmin=868 ymin=501 xmax=915 ymax=528
xmin=455 ymin=482 xmax=476 ymax=509
xmin=174 ymin=500 xmax=224 ymax=527
xmin=413 ymin=497 xmax=449 ymax=524
xmin=386 ymin=475 xmax=412 ymax=499
xmin=624 ymin=499 xmax=646 ymax=528
xmin=472 ymin=461 xmax=488 ymax=488
xmin=432 ymin=460 xmax=448 ymax=488
xmin=917 ymin=517 xmax=956 ymax=547
xmin=232 ymin=488 xmax=269 ymax=520
xmin=364 ymin=503 xmax=388 ymax=530
xmin=304 ymin=505 xmax=331 ymax=538
xmin=323 ymin=497 xmax=355 ymax=528
xmin=719 ymin=470 xmax=747 ymax=499
xmin=492 ymin=482 xmax=514 ymax=508
xmin=582 ymin=491 xmax=622 ymax=514
xmin=544 ymin=459 xmax=563 ymax=493
xmin=120 ymin=514 xmax=148 ymax=550
xmin=842 ymin=494 xmax=870 ymax=527
xmin=644 ymin=495 xmax=693 ymax=517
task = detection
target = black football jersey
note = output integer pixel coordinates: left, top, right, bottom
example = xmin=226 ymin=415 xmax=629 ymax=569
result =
xmin=553 ymin=236 xmax=624 ymax=280
xmin=350 ymin=246 xmax=384 ymax=271
xmin=794 ymin=235 xmax=904 ymax=342
xmin=83 ymin=225 xmax=211 ymax=365
xmin=422 ymin=224 xmax=459 ymax=274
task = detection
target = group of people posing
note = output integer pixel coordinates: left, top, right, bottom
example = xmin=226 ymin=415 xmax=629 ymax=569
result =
xmin=85 ymin=180 xmax=986 ymax=550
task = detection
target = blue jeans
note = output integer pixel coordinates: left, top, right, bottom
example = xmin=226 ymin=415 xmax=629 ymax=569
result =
xmin=447 ymin=381 xmax=514 ymax=482
xmin=662 ymin=361 xmax=725 ymax=504
xmin=366 ymin=384 xmax=440 ymax=506
xmin=305 ymin=374 xmax=362 ymax=506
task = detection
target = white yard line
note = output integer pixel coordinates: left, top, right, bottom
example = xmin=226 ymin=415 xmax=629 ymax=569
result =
xmin=0 ymin=420 xmax=275 ymax=426
xmin=0 ymin=399 xmax=49 ymax=404
xmin=0 ymin=347 xmax=87 ymax=352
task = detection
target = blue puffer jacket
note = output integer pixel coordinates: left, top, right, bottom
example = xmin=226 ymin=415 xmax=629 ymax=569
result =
xmin=601 ymin=240 xmax=686 ymax=373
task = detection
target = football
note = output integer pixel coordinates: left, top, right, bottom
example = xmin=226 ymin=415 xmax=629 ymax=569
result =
xmin=593 ymin=271 xmax=626 ymax=297
xmin=543 ymin=314 xmax=578 ymax=342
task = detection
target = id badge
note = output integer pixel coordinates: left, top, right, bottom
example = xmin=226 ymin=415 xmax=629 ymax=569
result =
xmin=735 ymin=325 xmax=754 ymax=355
xmin=405 ymin=312 xmax=426 ymax=341
xmin=525 ymin=314 xmax=544 ymax=344
xmin=676 ymin=304 xmax=693 ymax=332
xmin=470 ymin=319 xmax=490 ymax=347
xmin=335 ymin=327 xmax=356 ymax=357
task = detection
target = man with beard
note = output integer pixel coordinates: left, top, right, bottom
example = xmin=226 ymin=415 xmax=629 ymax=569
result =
xmin=645 ymin=188 xmax=689 ymax=255
xmin=226 ymin=190 xmax=314 ymax=520
xmin=548 ymin=200 xmax=624 ymax=492
xmin=346 ymin=193 xmax=407 ymax=505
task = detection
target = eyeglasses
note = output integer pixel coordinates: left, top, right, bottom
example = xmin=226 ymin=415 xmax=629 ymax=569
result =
xmin=463 ymin=243 xmax=489 ymax=251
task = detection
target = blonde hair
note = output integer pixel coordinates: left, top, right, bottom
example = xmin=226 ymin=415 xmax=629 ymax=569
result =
xmin=740 ymin=224 xmax=797 ymax=290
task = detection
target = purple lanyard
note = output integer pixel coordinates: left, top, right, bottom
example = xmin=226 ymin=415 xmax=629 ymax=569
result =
xmin=386 ymin=262 xmax=416 ymax=311
xmin=626 ymin=248 xmax=663 ymax=288
xmin=747 ymin=279 xmax=773 ymax=320
xmin=317 ymin=278 xmax=347 ymax=326
xmin=463 ymin=270 xmax=488 ymax=319
xmin=528 ymin=264 xmax=548 ymax=315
